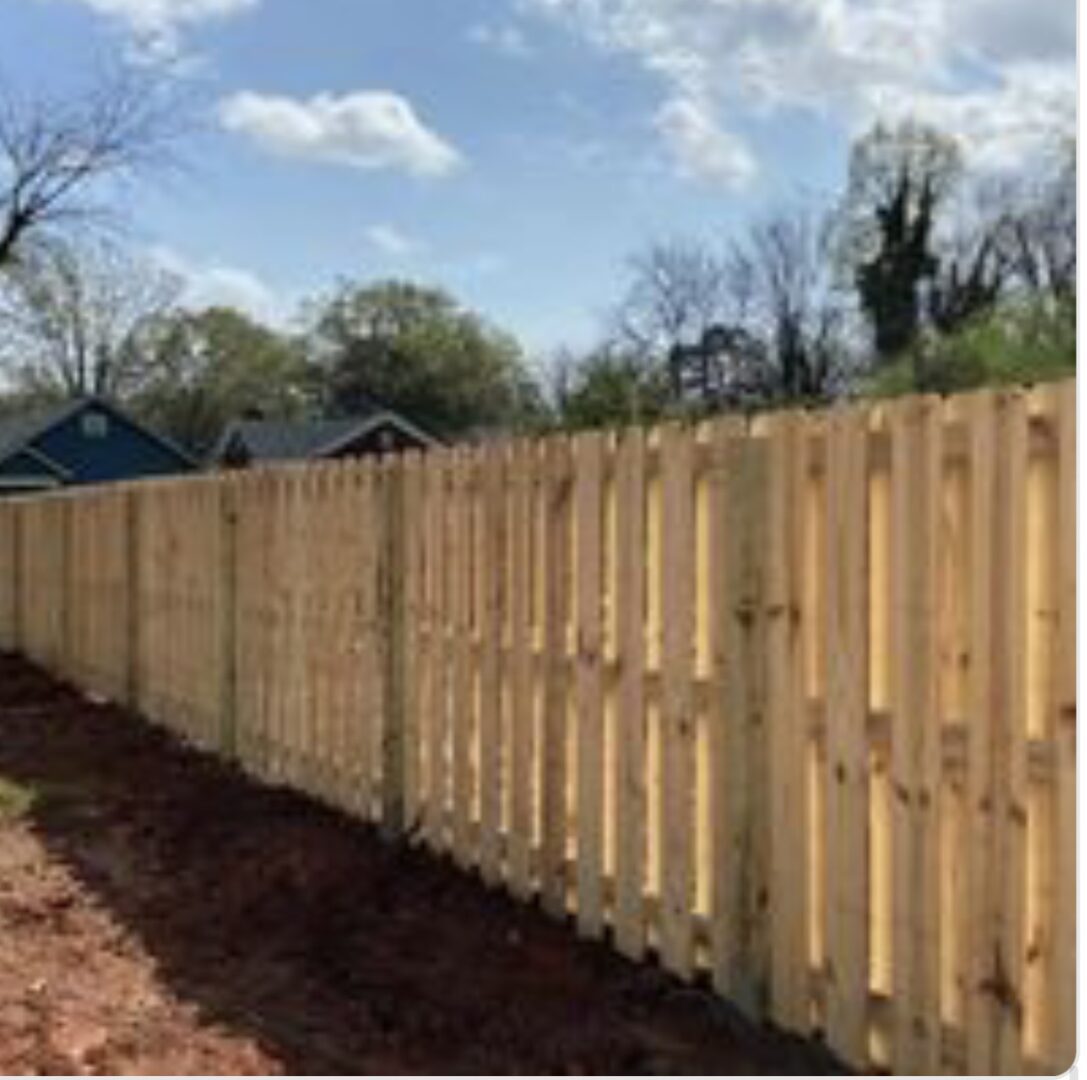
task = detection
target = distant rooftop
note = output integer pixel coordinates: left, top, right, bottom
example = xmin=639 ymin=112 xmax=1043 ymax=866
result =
xmin=211 ymin=407 xmax=439 ymax=465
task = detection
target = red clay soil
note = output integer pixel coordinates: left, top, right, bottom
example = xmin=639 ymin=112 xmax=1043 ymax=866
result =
xmin=0 ymin=654 xmax=843 ymax=1076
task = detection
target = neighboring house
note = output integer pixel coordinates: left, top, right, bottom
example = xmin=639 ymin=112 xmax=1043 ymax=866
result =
xmin=0 ymin=397 xmax=196 ymax=495
xmin=210 ymin=408 xmax=439 ymax=469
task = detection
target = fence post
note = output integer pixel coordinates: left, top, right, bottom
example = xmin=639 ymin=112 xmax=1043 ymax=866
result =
xmin=124 ymin=488 xmax=142 ymax=710
xmin=219 ymin=479 xmax=240 ymax=760
xmin=381 ymin=455 xmax=408 ymax=839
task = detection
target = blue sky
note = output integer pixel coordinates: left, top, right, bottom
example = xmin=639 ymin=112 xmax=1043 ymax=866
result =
xmin=1 ymin=0 xmax=1076 ymax=358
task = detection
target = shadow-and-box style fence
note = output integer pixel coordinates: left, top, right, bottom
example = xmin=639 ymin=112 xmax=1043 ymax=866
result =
xmin=0 ymin=380 xmax=1075 ymax=1075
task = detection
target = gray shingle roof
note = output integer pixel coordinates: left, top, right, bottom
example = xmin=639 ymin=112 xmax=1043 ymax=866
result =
xmin=216 ymin=417 xmax=366 ymax=462
xmin=212 ymin=410 xmax=439 ymax=464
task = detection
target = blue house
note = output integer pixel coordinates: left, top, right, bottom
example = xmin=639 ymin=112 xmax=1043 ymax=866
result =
xmin=0 ymin=397 xmax=196 ymax=494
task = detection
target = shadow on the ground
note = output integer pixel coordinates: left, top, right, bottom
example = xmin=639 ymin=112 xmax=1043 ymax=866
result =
xmin=0 ymin=653 xmax=846 ymax=1075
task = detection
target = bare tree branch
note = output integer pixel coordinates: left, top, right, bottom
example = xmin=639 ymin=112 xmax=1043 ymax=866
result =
xmin=0 ymin=65 xmax=190 ymax=268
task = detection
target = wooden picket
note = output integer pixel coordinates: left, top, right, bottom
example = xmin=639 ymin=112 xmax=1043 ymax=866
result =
xmin=0 ymin=379 xmax=1074 ymax=1076
xmin=507 ymin=439 xmax=536 ymax=898
xmin=574 ymin=430 xmax=605 ymax=937
xmin=541 ymin=435 xmax=572 ymax=917
xmin=614 ymin=425 xmax=648 ymax=960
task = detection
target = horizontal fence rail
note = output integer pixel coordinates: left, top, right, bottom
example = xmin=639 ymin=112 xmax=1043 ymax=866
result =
xmin=0 ymin=381 xmax=1075 ymax=1075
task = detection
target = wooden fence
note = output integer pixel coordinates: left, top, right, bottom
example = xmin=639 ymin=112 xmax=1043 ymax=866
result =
xmin=0 ymin=381 xmax=1075 ymax=1075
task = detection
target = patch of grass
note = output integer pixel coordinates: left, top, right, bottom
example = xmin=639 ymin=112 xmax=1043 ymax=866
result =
xmin=0 ymin=776 xmax=37 ymax=821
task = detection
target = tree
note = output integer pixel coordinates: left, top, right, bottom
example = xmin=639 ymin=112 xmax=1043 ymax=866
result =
xmin=841 ymin=120 xmax=962 ymax=361
xmin=550 ymin=346 xmax=670 ymax=430
xmin=725 ymin=207 xmax=849 ymax=402
xmin=0 ymin=237 xmax=180 ymax=398
xmin=306 ymin=279 xmax=540 ymax=438
xmin=926 ymin=229 xmax=1009 ymax=337
xmin=1002 ymin=140 xmax=1076 ymax=304
xmin=0 ymin=66 xmax=185 ymax=268
xmin=613 ymin=237 xmax=732 ymax=401
xmin=129 ymin=306 xmax=311 ymax=455
xmin=902 ymin=133 xmax=1073 ymax=390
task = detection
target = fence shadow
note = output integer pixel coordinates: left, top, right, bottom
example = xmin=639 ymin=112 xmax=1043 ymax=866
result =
xmin=0 ymin=654 xmax=843 ymax=1076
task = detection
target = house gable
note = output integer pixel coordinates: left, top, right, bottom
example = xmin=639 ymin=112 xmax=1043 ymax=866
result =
xmin=0 ymin=399 xmax=195 ymax=488
xmin=327 ymin=419 xmax=430 ymax=458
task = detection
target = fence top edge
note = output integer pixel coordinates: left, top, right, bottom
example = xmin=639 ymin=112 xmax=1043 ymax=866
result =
xmin=0 ymin=375 xmax=1071 ymax=508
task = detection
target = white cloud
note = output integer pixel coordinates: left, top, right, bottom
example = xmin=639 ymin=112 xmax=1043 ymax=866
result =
xmin=654 ymin=96 xmax=756 ymax=187
xmin=525 ymin=0 xmax=1075 ymax=183
xmin=365 ymin=224 xmax=424 ymax=258
xmin=951 ymin=0 xmax=1076 ymax=65
xmin=468 ymin=22 xmax=533 ymax=58
xmin=44 ymin=0 xmax=258 ymax=60
xmin=148 ymin=245 xmax=282 ymax=324
xmin=867 ymin=63 xmax=1076 ymax=173
xmin=219 ymin=90 xmax=463 ymax=178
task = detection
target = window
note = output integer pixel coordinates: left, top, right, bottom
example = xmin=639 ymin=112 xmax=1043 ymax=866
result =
xmin=81 ymin=411 xmax=109 ymax=439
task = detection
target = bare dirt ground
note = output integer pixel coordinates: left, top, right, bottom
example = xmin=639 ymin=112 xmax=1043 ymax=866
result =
xmin=0 ymin=653 xmax=843 ymax=1075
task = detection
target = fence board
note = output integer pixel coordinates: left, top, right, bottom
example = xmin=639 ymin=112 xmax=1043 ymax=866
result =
xmin=708 ymin=418 xmax=771 ymax=1007
xmin=614 ymin=427 xmax=648 ymax=959
xmin=991 ymin=390 xmax=1029 ymax=1075
xmin=422 ymin=455 xmax=448 ymax=849
xmin=451 ymin=452 xmax=475 ymax=867
xmin=507 ymin=441 xmax=536 ymax=896
xmin=479 ymin=448 xmax=506 ymax=884
xmin=659 ymin=423 xmax=696 ymax=979
xmin=888 ymin=396 xmax=942 ymax=1074
xmin=765 ymin=411 xmax=809 ymax=1033
xmin=965 ymin=389 xmax=998 ymax=1076
xmin=1051 ymin=381 xmax=1076 ymax=1073
xmin=823 ymin=406 xmax=870 ymax=1064
xmin=575 ymin=431 xmax=606 ymax=937
xmin=403 ymin=453 xmax=425 ymax=833
xmin=541 ymin=436 xmax=572 ymax=917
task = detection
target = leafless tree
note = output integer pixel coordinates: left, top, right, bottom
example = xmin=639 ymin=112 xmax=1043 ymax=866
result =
xmin=0 ymin=237 xmax=181 ymax=398
xmin=614 ymin=238 xmax=728 ymax=348
xmin=613 ymin=236 xmax=735 ymax=401
xmin=726 ymin=207 xmax=849 ymax=402
xmin=0 ymin=66 xmax=187 ymax=268
xmin=1003 ymin=141 xmax=1076 ymax=303
xmin=925 ymin=198 xmax=1013 ymax=336
xmin=924 ymin=139 xmax=1074 ymax=337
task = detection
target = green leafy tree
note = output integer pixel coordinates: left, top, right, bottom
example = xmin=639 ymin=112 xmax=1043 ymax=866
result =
xmin=307 ymin=279 xmax=541 ymax=438
xmin=551 ymin=347 xmax=670 ymax=430
xmin=129 ymin=306 xmax=310 ymax=455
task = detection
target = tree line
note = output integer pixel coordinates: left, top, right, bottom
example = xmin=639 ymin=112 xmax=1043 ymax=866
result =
xmin=0 ymin=69 xmax=1074 ymax=452
xmin=555 ymin=121 xmax=1074 ymax=428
